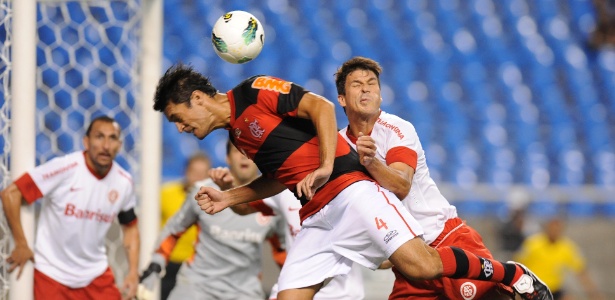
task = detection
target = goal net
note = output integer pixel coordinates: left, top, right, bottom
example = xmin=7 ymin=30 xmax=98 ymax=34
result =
xmin=1 ymin=0 xmax=143 ymax=297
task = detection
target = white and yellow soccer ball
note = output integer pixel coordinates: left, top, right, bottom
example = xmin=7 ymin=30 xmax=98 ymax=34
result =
xmin=211 ymin=10 xmax=265 ymax=64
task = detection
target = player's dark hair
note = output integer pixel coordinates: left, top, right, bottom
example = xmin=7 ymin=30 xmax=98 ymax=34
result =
xmin=153 ymin=63 xmax=218 ymax=112
xmin=334 ymin=56 xmax=382 ymax=95
xmin=85 ymin=115 xmax=118 ymax=137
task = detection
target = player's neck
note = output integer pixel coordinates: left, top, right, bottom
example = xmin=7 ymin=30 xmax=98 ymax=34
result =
xmin=347 ymin=115 xmax=376 ymax=138
xmin=212 ymin=93 xmax=232 ymax=129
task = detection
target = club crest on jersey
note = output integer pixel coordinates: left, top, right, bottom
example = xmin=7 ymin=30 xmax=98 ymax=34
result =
xmin=249 ymin=119 xmax=265 ymax=139
xmin=460 ymin=282 xmax=477 ymax=300
xmin=108 ymin=189 xmax=119 ymax=204
xmin=255 ymin=213 xmax=272 ymax=225
xmin=251 ymin=76 xmax=291 ymax=94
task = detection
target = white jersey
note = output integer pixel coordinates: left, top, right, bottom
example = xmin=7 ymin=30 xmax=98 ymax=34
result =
xmin=14 ymin=151 xmax=136 ymax=288
xmin=252 ymin=190 xmax=365 ymax=300
xmin=340 ymin=111 xmax=457 ymax=244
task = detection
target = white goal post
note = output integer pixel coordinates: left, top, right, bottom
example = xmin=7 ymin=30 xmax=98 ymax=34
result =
xmin=0 ymin=0 xmax=162 ymax=299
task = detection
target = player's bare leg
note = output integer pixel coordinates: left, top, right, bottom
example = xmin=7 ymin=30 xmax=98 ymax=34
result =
xmin=390 ymin=238 xmax=552 ymax=300
xmin=389 ymin=237 xmax=443 ymax=280
xmin=277 ymin=282 xmax=323 ymax=300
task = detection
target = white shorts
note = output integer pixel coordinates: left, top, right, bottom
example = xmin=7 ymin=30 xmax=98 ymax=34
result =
xmin=277 ymin=181 xmax=424 ymax=291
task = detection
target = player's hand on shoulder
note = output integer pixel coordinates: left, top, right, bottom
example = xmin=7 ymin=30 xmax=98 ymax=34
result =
xmin=209 ymin=167 xmax=234 ymax=190
xmin=195 ymin=186 xmax=228 ymax=214
xmin=7 ymin=243 xmax=34 ymax=279
xmin=356 ymin=132 xmax=376 ymax=166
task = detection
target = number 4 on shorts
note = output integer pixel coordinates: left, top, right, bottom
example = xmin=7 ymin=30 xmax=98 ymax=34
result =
xmin=375 ymin=217 xmax=388 ymax=230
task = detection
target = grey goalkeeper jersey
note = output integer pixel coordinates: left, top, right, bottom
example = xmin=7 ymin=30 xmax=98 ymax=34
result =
xmin=156 ymin=178 xmax=283 ymax=300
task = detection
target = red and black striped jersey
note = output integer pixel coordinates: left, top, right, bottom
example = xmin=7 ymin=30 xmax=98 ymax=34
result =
xmin=226 ymin=75 xmax=373 ymax=221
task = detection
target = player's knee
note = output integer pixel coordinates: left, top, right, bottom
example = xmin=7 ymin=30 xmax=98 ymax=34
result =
xmin=389 ymin=239 xmax=443 ymax=280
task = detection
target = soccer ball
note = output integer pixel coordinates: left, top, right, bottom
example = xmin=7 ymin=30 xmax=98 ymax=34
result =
xmin=211 ymin=11 xmax=265 ymax=64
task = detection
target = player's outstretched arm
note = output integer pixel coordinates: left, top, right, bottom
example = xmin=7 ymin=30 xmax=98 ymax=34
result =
xmin=196 ymin=175 xmax=286 ymax=214
xmin=0 ymin=183 xmax=34 ymax=279
xmin=121 ymin=222 xmax=140 ymax=300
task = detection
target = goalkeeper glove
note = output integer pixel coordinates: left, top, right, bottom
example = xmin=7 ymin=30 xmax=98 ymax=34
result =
xmin=136 ymin=253 xmax=165 ymax=300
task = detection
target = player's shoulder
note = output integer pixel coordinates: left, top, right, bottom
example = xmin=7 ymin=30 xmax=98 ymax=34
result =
xmin=376 ymin=111 xmax=416 ymax=135
xmin=108 ymin=162 xmax=134 ymax=185
xmin=37 ymin=151 xmax=83 ymax=171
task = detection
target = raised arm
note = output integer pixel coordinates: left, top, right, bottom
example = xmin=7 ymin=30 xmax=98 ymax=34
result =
xmin=0 ymin=183 xmax=34 ymax=279
xmin=295 ymin=92 xmax=337 ymax=200
xmin=356 ymin=133 xmax=414 ymax=199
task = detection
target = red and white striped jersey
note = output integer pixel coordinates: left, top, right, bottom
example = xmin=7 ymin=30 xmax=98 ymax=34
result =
xmin=340 ymin=111 xmax=457 ymax=244
xmin=14 ymin=151 xmax=136 ymax=288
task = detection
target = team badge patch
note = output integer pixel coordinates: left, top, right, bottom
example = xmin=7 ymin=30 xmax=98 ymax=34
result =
xmin=460 ymin=282 xmax=477 ymax=300
xmin=249 ymin=119 xmax=265 ymax=138
xmin=255 ymin=213 xmax=271 ymax=225
xmin=108 ymin=189 xmax=119 ymax=204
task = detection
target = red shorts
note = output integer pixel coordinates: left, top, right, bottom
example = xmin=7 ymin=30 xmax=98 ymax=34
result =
xmin=389 ymin=218 xmax=514 ymax=300
xmin=34 ymin=267 xmax=121 ymax=300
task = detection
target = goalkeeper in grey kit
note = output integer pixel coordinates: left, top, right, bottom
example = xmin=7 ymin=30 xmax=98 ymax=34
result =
xmin=139 ymin=143 xmax=284 ymax=299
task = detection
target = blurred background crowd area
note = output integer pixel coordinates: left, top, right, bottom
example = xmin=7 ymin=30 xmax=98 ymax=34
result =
xmin=2 ymin=0 xmax=615 ymax=298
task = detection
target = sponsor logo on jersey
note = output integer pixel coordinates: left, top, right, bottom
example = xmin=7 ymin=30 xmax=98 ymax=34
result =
xmin=210 ymin=225 xmax=265 ymax=243
xmin=384 ymin=230 xmax=398 ymax=244
xmin=376 ymin=118 xmax=405 ymax=140
xmin=249 ymin=119 xmax=265 ymax=139
xmin=287 ymin=206 xmax=300 ymax=211
xmin=251 ymin=77 xmax=292 ymax=94
xmin=69 ymin=186 xmax=81 ymax=192
xmin=460 ymin=282 xmax=477 ymax=300
xmin=482 ymin=259 xmax=493 ymax=279
xmin=64 ymin=203 xmax=115 ymax=223
xmin=108 ymin=189 xmax=119 ymax=204
xmin=42 ymin=162 xmax=78 ymax=180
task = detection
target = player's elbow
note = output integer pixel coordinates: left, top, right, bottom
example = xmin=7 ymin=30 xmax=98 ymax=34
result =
xmin=392 ymin=183 xmax=411 ymax=200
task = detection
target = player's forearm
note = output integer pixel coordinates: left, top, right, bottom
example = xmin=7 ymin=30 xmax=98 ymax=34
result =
xmin=122 ymin=224 xmax=140 ymax=275
xmin=226 ymin=176 xmax=286 ymax=206
xmin=365 ymin=160 xmax=412 ymax=199
xmin=230 ymin=203 xmax=258 ymax=215
xmin=0 ymin=185 xmax=29 ymax=246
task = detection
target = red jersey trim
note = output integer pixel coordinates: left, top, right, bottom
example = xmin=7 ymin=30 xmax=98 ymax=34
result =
xmin=299 ymin=171 xmax=374 ymax=223
xmin=386 ymin=146 xmax=417 ymax=170
xmin=376 ymin=183 xmax=419 ymax=237
xmin=249 ymin=199 xmax=275 ymax=216
xmin=344 ymin=127 xmax=374 ymax=145
xmin=14 ymin=173 xmax=43 ymax=204
xmin=124 ymin=218 xmax=138 ymax=227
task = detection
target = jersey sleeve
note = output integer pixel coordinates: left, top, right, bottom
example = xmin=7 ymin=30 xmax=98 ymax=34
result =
xmin=13 ymin=155 xmax=76 ymax=204
xmin=154 ymin=186 xmax=200 ymax=261
xmin=384 ymin=120 xmax=420 ymax=170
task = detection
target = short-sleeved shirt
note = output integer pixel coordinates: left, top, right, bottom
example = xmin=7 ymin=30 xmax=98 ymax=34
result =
xmin=160 ymin=181 xmax=198 ymax=262
xmin=340 ymin=111 xmax=457 ymax=244
xmin=14 ymin=151 xmax=137 ymax=288
xmin=514 ymin=233 xmax=585 ymax=292
xmin=226 ymin=75 xmax=373 ymax=222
